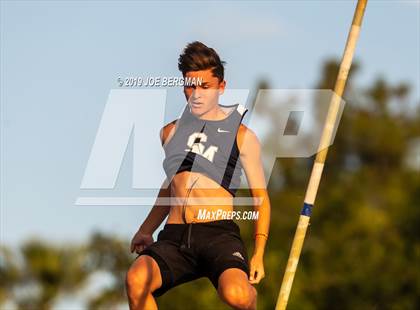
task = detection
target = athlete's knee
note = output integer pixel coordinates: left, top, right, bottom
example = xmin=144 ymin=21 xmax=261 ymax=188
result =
xmin=219 ymin=282 xmax=257 ymax=310
xmin=125 ymin=256 xmax=155 ymax=296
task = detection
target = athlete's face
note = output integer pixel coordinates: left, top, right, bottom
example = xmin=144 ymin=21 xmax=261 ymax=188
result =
xmin=183 ymin=69 xmax=226 ymax=117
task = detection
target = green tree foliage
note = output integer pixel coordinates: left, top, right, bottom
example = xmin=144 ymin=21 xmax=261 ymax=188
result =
xmin=1 ymin=240 xmax=89 ymax=310
xmin=250 ymin=60 xmax=420 ymax=310
xmin=84 ymin=232 xmax=132 ymax=310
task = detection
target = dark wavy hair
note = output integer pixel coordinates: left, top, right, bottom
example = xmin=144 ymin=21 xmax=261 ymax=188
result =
xmin=178 ymin=41 xmax=226 ymax=83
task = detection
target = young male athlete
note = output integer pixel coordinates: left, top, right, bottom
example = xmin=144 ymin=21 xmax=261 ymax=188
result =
xmin=126 ymin=41 xmax=271 ymax=310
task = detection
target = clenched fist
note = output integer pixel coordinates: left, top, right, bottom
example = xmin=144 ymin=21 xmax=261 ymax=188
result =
xmin=130 ymin=230 xmax=154 ymax=254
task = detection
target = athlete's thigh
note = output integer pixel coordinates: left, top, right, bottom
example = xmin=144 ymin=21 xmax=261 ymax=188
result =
xmin=128 ymin=254 xmax=163 ymax=292
xmin=201 ymin=230 xmax=250 ymax=288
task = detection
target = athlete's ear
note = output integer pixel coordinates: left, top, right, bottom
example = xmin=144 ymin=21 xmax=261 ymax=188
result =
xmin=218 ymin=80 xmax=226 ymax=95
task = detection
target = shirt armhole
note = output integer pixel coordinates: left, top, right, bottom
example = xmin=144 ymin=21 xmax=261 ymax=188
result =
xmin=162 ymin=119 xmax=179 ymax=148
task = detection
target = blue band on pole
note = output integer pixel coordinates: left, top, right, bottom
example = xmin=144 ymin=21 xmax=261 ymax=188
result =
xmin=301 ymin=203 xmax=313 ymax=216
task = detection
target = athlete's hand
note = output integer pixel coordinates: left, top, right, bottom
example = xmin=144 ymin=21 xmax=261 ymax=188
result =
xmin=249 ymin=254 xmax=265 ymax=284
xmin=130 ymin=230 xmax=154 ymax=254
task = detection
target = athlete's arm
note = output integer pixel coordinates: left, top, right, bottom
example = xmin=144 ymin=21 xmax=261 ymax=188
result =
xmin=137 ymin=178 xmax=172 ymax=235
xmin=237 ymin=125 xmax=271 ymax=284
xmin=138 ymin=121 xmax=176 ymax=232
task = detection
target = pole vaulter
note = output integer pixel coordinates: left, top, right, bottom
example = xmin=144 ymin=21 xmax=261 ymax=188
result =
xmin=276 ymin=1 xmax=368 ymax=309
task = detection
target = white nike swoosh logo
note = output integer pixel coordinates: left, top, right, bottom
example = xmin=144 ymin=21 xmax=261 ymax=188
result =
xmin=217 ymin=128 xmax=230 ymax=133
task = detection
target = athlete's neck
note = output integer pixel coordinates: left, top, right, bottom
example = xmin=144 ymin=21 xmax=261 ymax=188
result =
xmin=198 ymin=104 xmax=227 ymax=121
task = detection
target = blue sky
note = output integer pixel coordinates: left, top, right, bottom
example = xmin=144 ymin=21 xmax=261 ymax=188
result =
xmin=1 ymin=0 xmax=419 ymax=247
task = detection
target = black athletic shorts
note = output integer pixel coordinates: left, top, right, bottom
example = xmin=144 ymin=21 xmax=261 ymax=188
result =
xmin=137 ymin=220 xmax=250 ymax=297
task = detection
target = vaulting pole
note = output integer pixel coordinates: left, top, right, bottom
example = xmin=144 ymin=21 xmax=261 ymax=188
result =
xmin=275 ymin=1 xmax=368 ymax=309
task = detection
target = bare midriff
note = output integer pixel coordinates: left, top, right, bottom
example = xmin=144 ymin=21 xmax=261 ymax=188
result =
xmin=166 ymin=171 xmax=234 ymax=224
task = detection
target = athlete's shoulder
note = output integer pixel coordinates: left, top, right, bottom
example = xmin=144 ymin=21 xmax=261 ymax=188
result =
xmin=160 ymin=119 xmax=178 ymax=145
xmin=237 ymin=124 xmax=261 ymax=154
xmin=237 ymin=124 xmax=259 ymax=142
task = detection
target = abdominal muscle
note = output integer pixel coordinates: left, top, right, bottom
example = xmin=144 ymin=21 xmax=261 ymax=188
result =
xmin=166 ymin=171 xmax=234 ymax=224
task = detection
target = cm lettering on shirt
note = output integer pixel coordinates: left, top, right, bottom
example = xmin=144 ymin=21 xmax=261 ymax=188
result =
xmin=184 ymin=132 xmax=219 ymax=162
